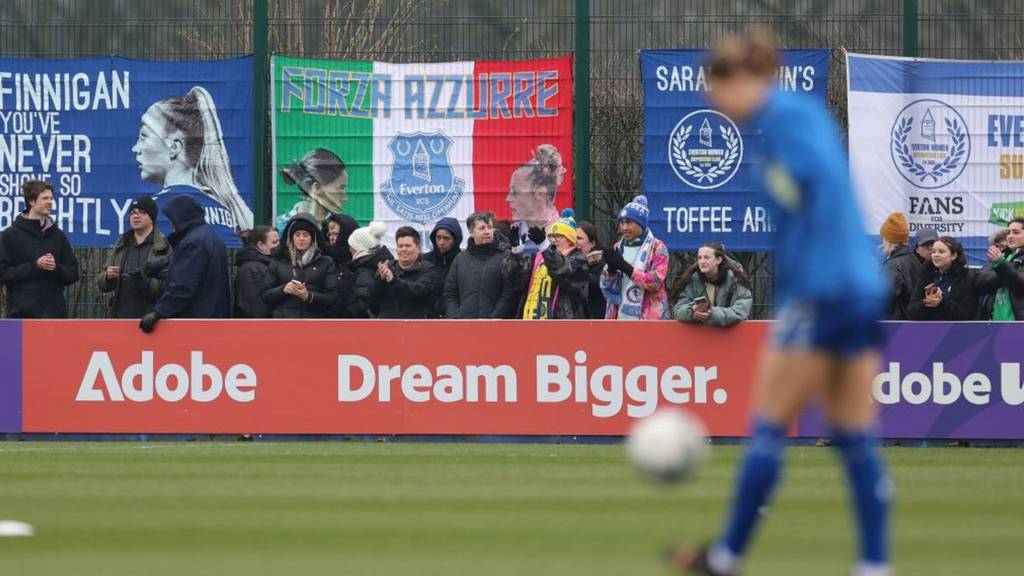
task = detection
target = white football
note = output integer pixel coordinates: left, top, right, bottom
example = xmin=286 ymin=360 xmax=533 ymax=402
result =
xmin=626 ymin=408 xmax=709 ymax=483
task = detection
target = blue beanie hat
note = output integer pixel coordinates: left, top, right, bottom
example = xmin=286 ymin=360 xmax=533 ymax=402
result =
xmin=618 ymin=195 xmax=649 ymax=230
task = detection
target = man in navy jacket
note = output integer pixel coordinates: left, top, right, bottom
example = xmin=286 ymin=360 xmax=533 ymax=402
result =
xmin=140 ymin=195 xmax=229 ymax=332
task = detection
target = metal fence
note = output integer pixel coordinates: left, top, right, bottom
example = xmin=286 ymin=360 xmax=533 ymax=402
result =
xmin=1 ymin=0 xmax=1022 ymax=318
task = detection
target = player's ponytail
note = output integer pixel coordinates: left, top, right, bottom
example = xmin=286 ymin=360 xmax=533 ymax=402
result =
xmin=190 ymin=86 xmax=254 ymax=230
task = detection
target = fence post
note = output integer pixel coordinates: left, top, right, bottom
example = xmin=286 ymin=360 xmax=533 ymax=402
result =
xmin=253 ymin=0 xmax=269 ymax=225
xmin=573 ymin=0 xmax=591 ymax=220
xmin=903 ymin=0 xmax=918 ymax=57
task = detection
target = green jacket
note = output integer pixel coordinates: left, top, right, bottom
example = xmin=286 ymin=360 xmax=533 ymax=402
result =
xmin=672 ymin=268 xmax=753 ymax=327
xmin=96 ymin=228 xmax=171 ymax=317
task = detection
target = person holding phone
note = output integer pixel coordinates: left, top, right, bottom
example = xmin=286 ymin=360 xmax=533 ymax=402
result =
xmin=907 ymin=236 xmax=977 ymax=321
xmin=262 ymin=214 xmax=336 ymax=319
xmin=671 ymin=242 xmax=752 ymax=327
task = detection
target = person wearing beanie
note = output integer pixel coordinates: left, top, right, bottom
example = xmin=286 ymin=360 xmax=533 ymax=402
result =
xmin=599 ymin=195 xmax=671 ymax=320
xmin=504 ymin=208 xmax=590 ymax=319
xmin=262 ymin=213 xmax=337 ymax=319
xmin=879 ymin=211 xmax=920 ymax=320
xmin=339 ymin=221 xmax=392 ymax=318
xmin=423 ymin=217 xmax=464 ymax=317
xmin=97 ymin=194 xmax=170 ymax=318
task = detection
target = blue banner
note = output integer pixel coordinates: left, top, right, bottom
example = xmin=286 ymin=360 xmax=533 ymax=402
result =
xmin=0 ymin=57 xmax=254 ymax=248
xmin=641 ymin=49 xmax=830 ymax=251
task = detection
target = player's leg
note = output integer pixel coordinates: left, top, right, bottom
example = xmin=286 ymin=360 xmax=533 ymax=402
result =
xmin=669 ymin=348 xmax=836 ymax=575
xmin=824 ymin=351 xmax=891 ymax=576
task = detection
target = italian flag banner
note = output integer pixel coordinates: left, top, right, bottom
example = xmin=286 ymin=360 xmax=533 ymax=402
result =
xmin=271 ymin=56 xmax=574 ymax=244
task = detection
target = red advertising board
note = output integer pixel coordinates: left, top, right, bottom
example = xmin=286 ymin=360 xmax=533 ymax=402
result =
xmin=20 ymin=320 xmax=769 ymax=435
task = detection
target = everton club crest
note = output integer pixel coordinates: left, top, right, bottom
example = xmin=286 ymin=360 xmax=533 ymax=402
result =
xmin=890 ymin=99 xmax=970 ymax=189
xmin=382 ymin=131 xmax=465 ymax=223
xmin=668 ymin=109 xmax=743 ymax=190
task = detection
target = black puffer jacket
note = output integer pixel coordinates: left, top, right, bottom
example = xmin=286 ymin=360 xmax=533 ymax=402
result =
xmin=423 ymin=217 xmax=463 ymax=318
xmin=907 ymin=265 xmax=977 ymax=321
xmin=322 ymin=213 xmax=360 ymax=267
xmin=585 ymin=259 xmax=607 ymax=319
xmin=262 ymin=214 xmax=338 ymax=319
xmin=233 ymin=246 xmax=272 ymax=318
xmin=884 ymin=244 xmax=923 ymax=320
xmin=343 ymin=245 xmax=393 ymax=318
xmin=505 ymin=247 xmax=590 ymax=319
xmin=442 ymin=237 xmax=515 ymax=319
xmin=376 ymin=257 xmax=440 ymax=319
xmin=974 ymin=248 xmax=1024 ymax=320
xmin=0 ymin=214 xmax=80 ymax=318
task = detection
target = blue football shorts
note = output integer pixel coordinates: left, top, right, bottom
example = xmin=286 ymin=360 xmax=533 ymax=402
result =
xmin=771 ymin=297 xmax=884 ymax=357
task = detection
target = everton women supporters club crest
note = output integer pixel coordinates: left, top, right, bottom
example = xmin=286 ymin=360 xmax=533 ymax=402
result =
xmin=668 ymin=109 xmax=743 ymax=190
xmin=382 ymin=131 xmax=466 ymax=223
xmin=890 ymin=98 xmax=971 ymax=190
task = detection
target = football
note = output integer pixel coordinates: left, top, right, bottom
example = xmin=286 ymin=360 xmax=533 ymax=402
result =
xmin=626 ymin=408 xmax=709 ymax=483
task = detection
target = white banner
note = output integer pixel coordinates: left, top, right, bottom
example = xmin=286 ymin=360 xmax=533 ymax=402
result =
xmin=847 ymin=53 xmax=1024 ymax=261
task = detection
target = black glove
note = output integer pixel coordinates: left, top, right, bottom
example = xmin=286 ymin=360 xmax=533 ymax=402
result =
xmin=603 ymin=249 xmax=635 ymax=277
xmin=145 ymin=255 xmax=170 ymax=278
xmin=139 ymin=312 xmax=160 ymax=333
xmin=128 ymin=270 xmax=149 ymax=298
xmin=527 ymin=226 xmax=547 ymax=245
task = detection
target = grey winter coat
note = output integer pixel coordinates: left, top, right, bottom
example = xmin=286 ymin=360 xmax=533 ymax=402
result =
xmin=672 ymin=268 xmax=753 ymax=327
xmin=884 ymin=244 xmax=923 ymax=320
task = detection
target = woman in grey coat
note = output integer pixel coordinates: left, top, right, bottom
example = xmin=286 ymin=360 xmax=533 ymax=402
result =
xmin=671 ymin=242 xmax=753 ymax=327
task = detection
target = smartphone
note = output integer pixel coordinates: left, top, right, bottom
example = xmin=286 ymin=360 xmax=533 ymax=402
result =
xmin=289 ymin=279 xmax=305 ymax=286
xmin=692 ymin=296 xmax=710 ymax=308
xmin=924 ymin=283 xmax=937 ymax=293
xmin=586 ymin=250 xmax=604 ymax=264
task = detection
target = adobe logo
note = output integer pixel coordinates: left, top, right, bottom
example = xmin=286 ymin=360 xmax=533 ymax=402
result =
xmin=75 ymin=351 xmax=257 ymax=403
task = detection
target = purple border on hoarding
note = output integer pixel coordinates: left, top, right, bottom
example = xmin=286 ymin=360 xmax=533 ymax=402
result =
xmin=0 ymin=320 xmax=22 ymax=433
xmin=799 ymin=323 xmax=1024 ymax=439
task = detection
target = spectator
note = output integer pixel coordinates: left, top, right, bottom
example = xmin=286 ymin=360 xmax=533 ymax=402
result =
xmin=505 ymin=209 xmax=590 ymax=319
xmin=907 ymin=236 xmax=977 ymax=321
xmin=233 ymin=225 xmax=279 ymax=318
xmin=443 ymin=211 xmax=516 ymax=319
xmin=322 ymin=212 xmax=359 ymax=267
xmin=879 ymin=211 xmax=921 ymax=320
xmin=375 ymin=227 xmax=440 ymax=319
xmin=599 ymin=195 xmax=670 ymax=320
xmin=913 ymin=226 xmax=939 ymax=265
xmin=974 ymin=217 xmax=1024 ymax=321
xmin=576 ymin=220 xmax=607 ymax=319
xmin=0 ymin=180 xmax=80 ymax=318
xmin=262 ymin=214 xmax=337 ymax=319
xmin=343 ymin=221 xmax=391 ymax=318
xmin=423 ymin=217 xmax=463 ymax=317
xmin=97 ymin=196 xmax=169 ymax=319
xmin=989 ymin=228 xmax=1009 ymax=253
xmin=139 ymin=195 xmax=229 ymax=332
xmin=671 ymin=242 xmax=753 ymax=327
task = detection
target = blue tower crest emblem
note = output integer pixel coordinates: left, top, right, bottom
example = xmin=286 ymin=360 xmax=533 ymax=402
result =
xmin=382 ymin=131 xmax=465 ymax=223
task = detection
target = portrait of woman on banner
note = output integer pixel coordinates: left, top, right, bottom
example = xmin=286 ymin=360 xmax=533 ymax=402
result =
xmin=131 ymin=85 xmax=254 ymax=244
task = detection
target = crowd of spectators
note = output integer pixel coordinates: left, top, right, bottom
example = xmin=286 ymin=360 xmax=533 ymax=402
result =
xmin=2 ymin=180 xmax=1022 ymax=329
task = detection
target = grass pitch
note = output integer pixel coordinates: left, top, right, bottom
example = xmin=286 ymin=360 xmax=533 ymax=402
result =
xmin=0 ymin=442 xmax=1020 ymax=575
